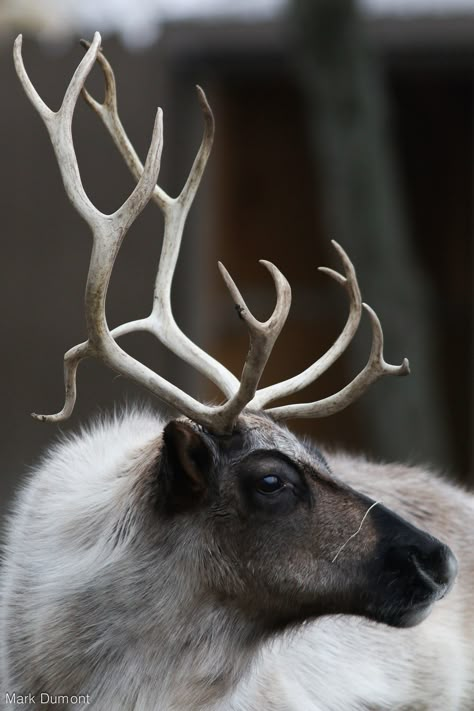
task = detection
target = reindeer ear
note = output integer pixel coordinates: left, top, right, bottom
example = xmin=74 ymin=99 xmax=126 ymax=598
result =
xmin=158 ymin=420 xmax=213 ymax=514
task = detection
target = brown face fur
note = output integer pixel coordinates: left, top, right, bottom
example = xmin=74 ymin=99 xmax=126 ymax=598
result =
xmin=155 ymin=412 xmax=457 ymax=633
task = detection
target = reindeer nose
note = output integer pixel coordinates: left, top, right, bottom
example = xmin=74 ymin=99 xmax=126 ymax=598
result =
xmin=387 ymin=541 xmax=458 ymax=599
xmin=411 ymin=542 xmax=458 ymax=594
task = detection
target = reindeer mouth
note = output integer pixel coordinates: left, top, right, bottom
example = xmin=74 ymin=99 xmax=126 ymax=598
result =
xmin=365 ymin=543 xmax=457 ymax=629
xmin=362 ymin=590 xmax=437 ymax=629
xmin=397 ymin=606 xmax=433 ymax=630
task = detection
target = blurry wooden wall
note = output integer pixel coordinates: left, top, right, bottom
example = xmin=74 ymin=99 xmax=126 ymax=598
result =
xmin=168 ymin=22 xmax=473 ymax=480
xmin=205 ymin=62 xmax=472 ymax=478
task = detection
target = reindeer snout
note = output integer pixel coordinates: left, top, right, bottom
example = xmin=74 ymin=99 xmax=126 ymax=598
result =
xmin=410 ymin=542 xmax=458 ymax=596
xmin=362 ymin=503 xmax=460 ymax=628
xmin=387 ymin=540 xmax=458 ymax=600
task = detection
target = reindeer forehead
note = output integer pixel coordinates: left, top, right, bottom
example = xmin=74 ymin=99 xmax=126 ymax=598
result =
xmin=214 ymin=412 xmax=311 ymax=468
xmin=242 ymin=415 xmax=303 ymax=455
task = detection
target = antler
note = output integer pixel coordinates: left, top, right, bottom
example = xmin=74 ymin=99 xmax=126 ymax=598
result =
xmin=250 ymin=240 xmax=409 ymax=417
xmin=79 ymin=40 xmax=239 ymax=400
xmin=266 ymin=303 xmax=409 ymax=421
xmin=15 ymin=34 xmax=409 ymax=435
xmin=250 ymin=240 xmax=363 ymax=409
xmin=14 ymin=32 xmax=290 ymax=435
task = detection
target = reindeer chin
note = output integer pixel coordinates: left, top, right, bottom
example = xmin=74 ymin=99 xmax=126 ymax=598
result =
xmin=373 ymin=600 xmax=435 ymax=629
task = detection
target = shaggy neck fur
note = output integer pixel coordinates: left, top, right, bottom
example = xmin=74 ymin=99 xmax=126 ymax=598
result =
xmin=2 ymin=410 xmax=473 ymax=711
xmin=65 ymin=542 xmax=266 ymax=710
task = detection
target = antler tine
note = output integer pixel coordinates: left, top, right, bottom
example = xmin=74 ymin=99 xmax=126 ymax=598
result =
xmin=80 ymin=41 xmax=239 ymax=399
xmin=13 ymin=36 xmax=51 ymax=121
xmin=32 ymin=343 xmax=86 ymax=422
xmin=250 ymin=240 xmax=363 ymax=409
xmin=14 ymin=33 xmax=102 ymax=226
xmin=266 ymin=303 xmax=410 ymax=421
xmin=15 ymin=33 xmax=162 ymax=236
xmin=179 ymin=86 xmax=214 ymax=207
xmin=209 ymin=261 xmax=292 ymax=431
xmin=80 ymin=39 xmax=169 ymax=211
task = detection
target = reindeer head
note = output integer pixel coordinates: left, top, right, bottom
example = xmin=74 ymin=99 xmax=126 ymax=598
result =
xmin=13 ymin=33 xmax=457 ymax=640
xmin=148 ymin=411 xmax=455 ymax=633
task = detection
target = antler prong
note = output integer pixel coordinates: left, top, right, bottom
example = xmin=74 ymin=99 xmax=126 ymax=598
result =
xmin=219 ymin=260 xmax=291 ymax=335
xmin=218 ymin=261 xmax=257 ymax=328
xmin=80 ymin=39 xmax=170 ymax=211
xmin=179 ymin=85 xmax=215 ymax=207
xmin=13 ymin=35 xmax=52 ymax=121
xmin=31 ymin=343 xmax=90 ymax=423
xmin=317 ymin=266 xmax=346 ymax=285
xmin=250 ymin=240 xmax=363 ymax=409
xmin=80 ymin=38 xmax=116 ymax=112
xmin=61 ymin=32 xmax=102 ymax=121
xmin=208 ymin=262 xmax=291 ymax=432
xmin=112 ymin=107 xmax=163 ymax=232
xmin=317 ymin=237 xmax=357 ymax=287
xmin=266 ymin=303 xmax=410 ymax=421
xmin=14 ymin=33 xmax=106 ymax=226
xmin=363 ymin=303 xmax=410 ymax=376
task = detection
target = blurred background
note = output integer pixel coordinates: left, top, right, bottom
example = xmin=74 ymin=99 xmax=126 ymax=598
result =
xmin=0 ymin=0 xmax=472 ymax=521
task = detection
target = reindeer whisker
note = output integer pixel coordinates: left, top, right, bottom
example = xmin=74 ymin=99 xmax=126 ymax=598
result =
xmin=331 ymin=501 xmax=381 ymax=563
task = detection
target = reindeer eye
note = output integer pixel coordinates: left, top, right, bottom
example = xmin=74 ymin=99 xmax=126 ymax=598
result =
xmin=238 ymin=452 xmax=305 ymax=512
xmin=256 ymin=475 xmax=285 ymax=494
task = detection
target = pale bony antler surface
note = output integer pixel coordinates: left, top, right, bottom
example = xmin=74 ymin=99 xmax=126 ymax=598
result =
xmin=80 ymin=43 xmax=408 ymax=418
xmin=13 ymin=32 xmax=164 ymax=420
xmin=266 ymin=304 xmax=409 ymax=420
xmin=15 ymin=34 xmax=409 ymax=434
xmin=250 ymin=240 xmax=364 ymax=409
xmin=80 ymin=40 xmax=240 ymax=399
xmin=14 ymin=32 xmax=290 ymax=434
xmin=78 ymin=47 xmax=369 ymax=411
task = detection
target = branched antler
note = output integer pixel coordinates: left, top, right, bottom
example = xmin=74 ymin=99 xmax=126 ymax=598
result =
xmin=266 ymin=304 xmax=409 ymax=420
xmin=15 ymin=35 xmax=409 ymax=435
xmin=250 ymin=240 xmax=363 ymax=409
xmin=14 ymin=32 xmax=164 ymax=422
xmin=14 ymin=32 xmax=290 ymax=434
xmin=79 ymin=39 xmax=239 ymax=399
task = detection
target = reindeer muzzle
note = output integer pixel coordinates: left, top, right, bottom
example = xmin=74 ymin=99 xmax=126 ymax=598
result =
xmin=386 ymin=539 xmax=457 ymax=601
xmin=366 ymin=506 xmax=458 ymax=628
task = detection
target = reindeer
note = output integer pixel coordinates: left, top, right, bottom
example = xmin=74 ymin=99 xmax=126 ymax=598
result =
xmin=1 ymin=33 xmax=473 ymax=711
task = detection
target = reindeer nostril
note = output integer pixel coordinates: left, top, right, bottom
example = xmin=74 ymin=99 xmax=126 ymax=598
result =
xmin=427 ymin=544 xmax=458 ymax=587
xmin=409 ymin=543 xmax=458 ymax=594
xmin=386 ymin=541 xmax=458 ymax=600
